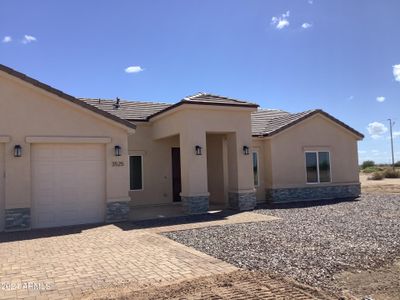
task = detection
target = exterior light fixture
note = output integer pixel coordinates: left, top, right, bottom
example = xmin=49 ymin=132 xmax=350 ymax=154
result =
xmin=14 ymin=145 xmax=22 ymax=157
xmin=195 ymin=145 xmax=202 ymax=155
xmin=243 ymin=145 xmax=250 ymax=155
xmin=114 ymin=145 xmax=122 ymax=157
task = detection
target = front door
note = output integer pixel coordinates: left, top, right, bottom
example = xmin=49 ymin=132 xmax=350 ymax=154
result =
xmin=171 ymin=147 xmax=181 ymax=202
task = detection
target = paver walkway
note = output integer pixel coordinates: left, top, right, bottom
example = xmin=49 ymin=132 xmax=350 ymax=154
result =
xmin=0 ymin=212 xmax=276 ymax=300
xmin=0 ymin=224 xmax=236 ymax=299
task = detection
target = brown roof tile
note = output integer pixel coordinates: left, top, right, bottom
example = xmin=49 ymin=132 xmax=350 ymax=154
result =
xmin=251 ymin=109 xmax=364 ymax=139
xmin=183 ymin=92 xmax=259 ymax=107
xmin=81 ymin=93 xmax=259 ymax=122
xmin=80 ymin=98 xmax=171 ymax=121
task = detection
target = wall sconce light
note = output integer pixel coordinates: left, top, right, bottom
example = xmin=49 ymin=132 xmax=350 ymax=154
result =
xmin=195 ymin=145 xmax=202 ymax=155
xmin=14 ymin=145 xmax=22 ymax=157
xmin=114 ymin=145 xmax=122 ymax=157
xmin=243 ymin=145 xmax=250 ymax=155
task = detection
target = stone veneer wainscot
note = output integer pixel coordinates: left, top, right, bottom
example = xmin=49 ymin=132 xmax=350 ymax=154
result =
xmin=182 ymin=196 xmax=209 ymax=214
xmin=228 ymin=191 xmax=257 ymax=211
xmin=5 ymin=208 xmax=31 ymax=231
xmin=266 ymin=184 xmax=361 ymax=203
xmin=106 ymin=201 xmax=130 ymax=222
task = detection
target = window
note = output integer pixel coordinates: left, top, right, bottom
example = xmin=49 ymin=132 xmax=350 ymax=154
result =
xmin=305 ymin=151 xmax=331 ymax=183
xmin=129 ymin=155 xmax=143 ymax=190
xmin=253 ymin=151 xmax=259 ymax=186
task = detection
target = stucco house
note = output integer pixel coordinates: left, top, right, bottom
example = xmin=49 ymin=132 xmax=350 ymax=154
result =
xmin=0 ymin=64 xmax=364 ymax=231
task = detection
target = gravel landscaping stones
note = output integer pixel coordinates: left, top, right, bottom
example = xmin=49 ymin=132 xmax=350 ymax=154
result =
xmin=163 ymin=194 xmax=400 ymax=292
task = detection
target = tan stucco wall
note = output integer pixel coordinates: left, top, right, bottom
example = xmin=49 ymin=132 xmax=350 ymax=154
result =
xmin=206 ymin=134 xmax=228 ymax=205
xmin=267 ymin=114 xmax=360 ymax=189
xmin=128 ymin=124 xmax=179 ymax=206
xmin=128 ymin=105 xmax=255 ymax=206
xmin=152 ymin=106 xmax=255 ymax=198
xmin=0 ymin=72 xmax=131 ymax=221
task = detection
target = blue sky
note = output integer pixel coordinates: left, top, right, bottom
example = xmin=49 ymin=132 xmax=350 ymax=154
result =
xmin=1 ymin=0 xmax=400 ymax=163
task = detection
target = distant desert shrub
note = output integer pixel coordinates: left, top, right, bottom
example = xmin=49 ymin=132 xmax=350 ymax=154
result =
xmin=394 ymin=161 xmax=400 ymax=167
xmin=361 ymin=160 xmax=375 ymax=169
xmin=368 ymin=172 xmax=384 ymax=180
xmin=383 ymin=169 xmax=400 ymax=178
xmin=362 ymin=166 xmax=382 ymax=173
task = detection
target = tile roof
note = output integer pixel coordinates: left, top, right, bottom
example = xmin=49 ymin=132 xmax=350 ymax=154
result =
xmin=251 ymin=108 xmax=364 ymax=138
xmin=182 ymin=92 xmax=259 ymax=107
xmin=80 ymin=98 xmax=171 ymax=121
xmin=0 ymin=64 xmax=136 ymax=130
xmin=80 ymin=97 xmax=363 ymax=139
xmin=80 ymin=93 xmax=258 ymax=121
xmin=251 ymin=109 xmax=314 ymax=136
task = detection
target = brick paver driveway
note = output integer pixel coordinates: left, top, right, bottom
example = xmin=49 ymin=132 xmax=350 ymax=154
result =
xmin=0 ymin=224 xmax=236 ymax=299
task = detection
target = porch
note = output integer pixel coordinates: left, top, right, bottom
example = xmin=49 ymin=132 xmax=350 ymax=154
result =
xmin=128 ymin=103 xmax=258 ymax=215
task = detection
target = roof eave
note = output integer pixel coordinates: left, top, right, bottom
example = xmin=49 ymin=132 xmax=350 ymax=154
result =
xmin=147 ymin=100 xmax=258 ymax=121
xmin=251 ymin=110 xmax=364 ymax=140
xmin=0 ymin=64 xmax=136 ymax=131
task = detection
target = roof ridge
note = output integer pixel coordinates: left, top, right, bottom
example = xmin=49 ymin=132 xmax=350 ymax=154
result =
xmin=183 ymin=92 xmax=206 ymax=100
xmin=79 ymin=97 xmax=172 ymax=106
xmin=183 ymin=92 xmax=255 ymax=104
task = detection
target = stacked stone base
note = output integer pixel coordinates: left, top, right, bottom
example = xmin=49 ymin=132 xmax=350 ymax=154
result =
xmin=182 ymin=196 xmax=209 ymax=214
xmin=106 ymin=201 xmax=130 ymax=222
xmin=228 ymin=191 xmax=256 ymax=211
xmin=5 ymin=208 xmax=31 ymax=231
xmin=266 ymin=184 xmax=361 ymax=203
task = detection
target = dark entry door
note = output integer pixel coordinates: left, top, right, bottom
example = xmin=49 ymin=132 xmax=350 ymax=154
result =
xmin=171 ymin=148 xmax=182 ymax=202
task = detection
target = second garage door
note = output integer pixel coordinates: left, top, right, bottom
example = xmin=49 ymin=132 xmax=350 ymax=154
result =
xmin=32 ymin=144 xmax=106 ymax=229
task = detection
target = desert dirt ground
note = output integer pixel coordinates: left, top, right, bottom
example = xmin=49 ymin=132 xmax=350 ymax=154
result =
xmin=85 ymin=270 xmax=336 ymax=300
xmin=360 ymin=172 xmax=400 ymax=193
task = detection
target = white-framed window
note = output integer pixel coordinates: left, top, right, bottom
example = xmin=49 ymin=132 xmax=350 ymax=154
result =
xmin=129 ymin=155 xmax=143 ymax=190
xmin=252 ymin=151 xmax=259 ymax=187
xmin=305 ymin=151 xmax=331 ymax=183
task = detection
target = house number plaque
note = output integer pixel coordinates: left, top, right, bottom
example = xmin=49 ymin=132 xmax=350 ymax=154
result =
xmin=112 ymin=161 xmax=124 ymax=167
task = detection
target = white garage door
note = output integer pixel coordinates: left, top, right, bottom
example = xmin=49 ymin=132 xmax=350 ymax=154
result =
xmin=32 ymin=144 xmax=105 ymax=228
xmin=0 ymin=144 xmax=4 ymax=232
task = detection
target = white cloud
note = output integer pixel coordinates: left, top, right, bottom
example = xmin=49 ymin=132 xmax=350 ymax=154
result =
xmin=393 ymin=131 xmax=400 ymax=139
xmin=2 ymin=36 xmax=12 ymax=43
xmin=271 ymin=11 xmax=290 ymax=30
xmin=301 ymin=23 xmax=312 ymax=29
xmin=371 ymin=150 xmax=380 ymax=156
xmin=21 ymin=35 xmax=37 ymax=44
xmin=376 ymin=96 xmax=385 ymax=102
xmin=358 ymin=150 xmax=367 ymax=154
xmin=124 ymin=66 xmax=144 ymax=73
xmin=393 ymin=64 xmax=400 ymax=82
xmin=367 ymin=121 xmax=388 ymax=139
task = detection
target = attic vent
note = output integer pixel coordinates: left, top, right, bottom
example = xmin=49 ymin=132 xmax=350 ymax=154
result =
xmin=114 ymin=97 xmax=120 ymax=109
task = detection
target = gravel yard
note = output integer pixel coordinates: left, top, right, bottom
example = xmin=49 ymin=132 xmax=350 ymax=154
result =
xmin=163 ymin=194 xmax=400 ymax=295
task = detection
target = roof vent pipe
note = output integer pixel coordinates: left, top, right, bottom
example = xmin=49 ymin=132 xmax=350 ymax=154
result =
xmin=114 ymin=97 xmax=120 ymax=109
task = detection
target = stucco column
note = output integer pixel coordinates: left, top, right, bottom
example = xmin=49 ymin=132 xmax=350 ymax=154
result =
xmin=227 ymin=131 xmax=256 ymax=211
xmin=179 ymin=129 xmax=209 ymax=214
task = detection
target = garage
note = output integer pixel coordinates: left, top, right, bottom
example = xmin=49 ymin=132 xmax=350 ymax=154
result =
xmin=31 ymin=144 xmax=106 ymax=228
xmin=0 ymin=143 xmax=4 ymax=232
